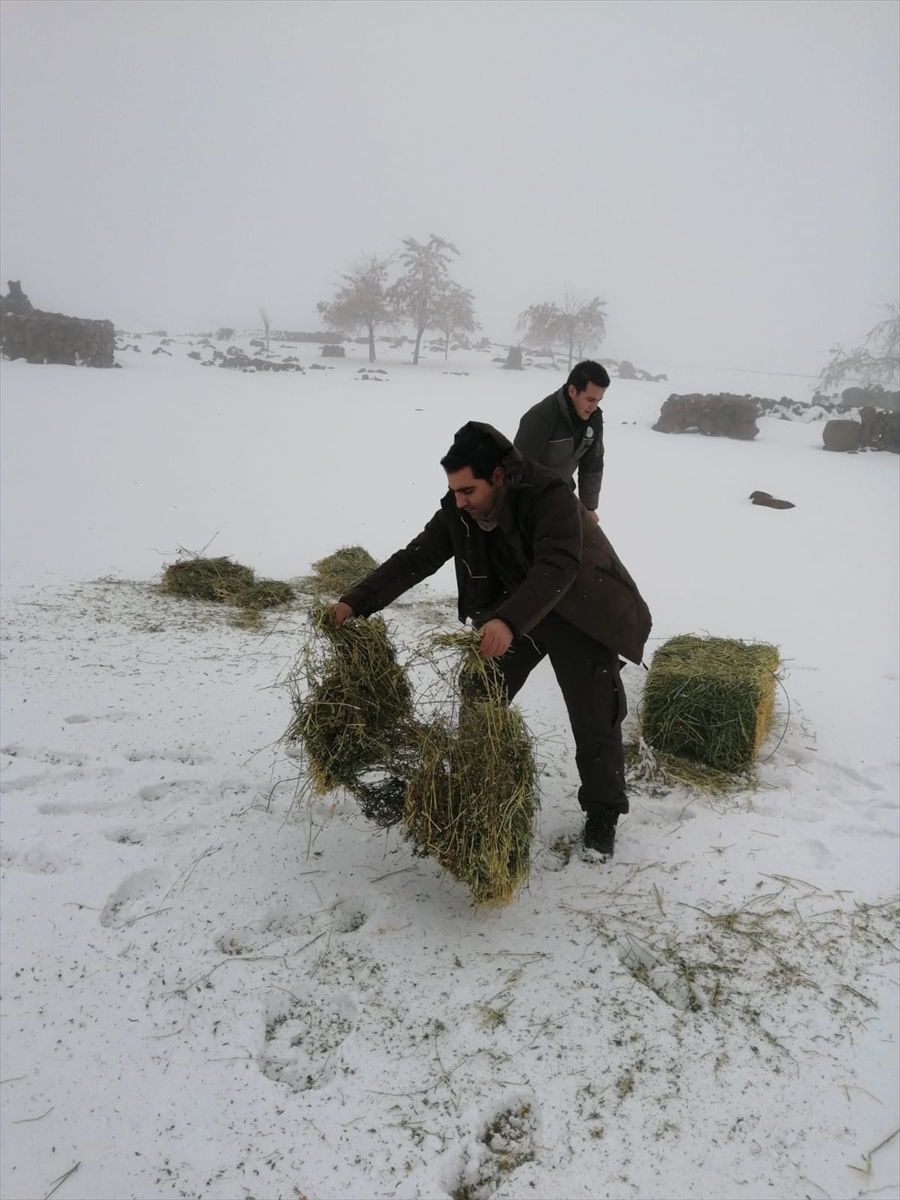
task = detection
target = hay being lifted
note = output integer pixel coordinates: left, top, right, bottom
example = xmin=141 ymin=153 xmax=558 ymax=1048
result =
xmin=404 ymin=632 xmax=538 ymax=906
xmin=641 ymin=635 xmax=780 ymax=774
xmin=284 ymin=604 xmax=416 ymax=813
xmin=161 ymin=555 xmax=293 ymax=610
xmin=311 ymin=546 xmax=379 ymax=595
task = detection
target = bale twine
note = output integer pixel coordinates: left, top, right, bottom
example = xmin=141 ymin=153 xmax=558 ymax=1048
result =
xmin=641 ymin=635 xmax=780 ymax=774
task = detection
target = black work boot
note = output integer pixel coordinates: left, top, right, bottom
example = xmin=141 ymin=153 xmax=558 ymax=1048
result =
xmin=582 ymin=812 xmax=617 ymax=862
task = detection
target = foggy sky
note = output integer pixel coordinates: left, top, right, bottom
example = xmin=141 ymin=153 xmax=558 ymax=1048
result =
xmin=1 ymin=0 xmax=898 ymax=375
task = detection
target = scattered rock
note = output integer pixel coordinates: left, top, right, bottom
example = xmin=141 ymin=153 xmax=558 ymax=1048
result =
xmin=503 ymin=347 xmax=524 ymax=370
xmin=750 ymin=490 xmax=795 ymax=510
xmin=823 ymin=419 xmax=862 ymax=453
xmin=653 ymin=394 xmax=759 ymax=440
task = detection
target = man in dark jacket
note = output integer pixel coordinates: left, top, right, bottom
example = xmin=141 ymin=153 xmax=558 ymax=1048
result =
xmin=514 ymin=360 xmax=610 ymax=521
xmin=333 ymin=423 xmax=651 ymax=860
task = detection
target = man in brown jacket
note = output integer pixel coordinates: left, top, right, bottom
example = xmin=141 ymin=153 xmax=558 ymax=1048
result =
xmin=333 ymin=422 xmax=651 ymax=860
xmin=514 ymin=360 xmax=610 ymax=521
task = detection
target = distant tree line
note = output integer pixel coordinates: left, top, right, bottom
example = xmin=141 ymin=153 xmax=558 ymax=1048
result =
xmin=316 ymin=235 xmax=477 ymax=365
xmin=314 ymin=233 xmax=609 ymax=367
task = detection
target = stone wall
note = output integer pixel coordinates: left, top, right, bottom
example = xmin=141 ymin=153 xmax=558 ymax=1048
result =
xmin=276 ymin=330 xmax=346 ymax=344
xmin=1 ymin=311 xmax=116 ymax=367
xmin=823 ymin=408 xmax=900 ymax=453
xmin=0 ymin=283 xmax=115 ymax=367
xmin=653 ymin=394 xmax=759 ymax=440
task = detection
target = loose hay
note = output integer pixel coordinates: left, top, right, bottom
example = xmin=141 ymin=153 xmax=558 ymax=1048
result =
xmin=310 ymin=546 xmax=379 ymax=595
xmin=283 ymin=604 xmax=416 ymax=808
xmin=283 ymin=619 xmax=538 ymax=905
xmin=403 ymin=632 xmax=538 ymax=906
xmin=641 ymin=634 xmax=780 ymax=773
xmin=161 ymin=555 xmax=294 ymax=611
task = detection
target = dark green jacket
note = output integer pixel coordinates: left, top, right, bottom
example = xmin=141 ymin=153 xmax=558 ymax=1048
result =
xmin=342 ymin=424 xmax=651 ymax=664
xmin=514 ymin=387 xmax=605 ymax=510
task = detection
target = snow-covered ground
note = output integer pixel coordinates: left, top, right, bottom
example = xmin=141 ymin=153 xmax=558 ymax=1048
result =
xmin=1 ymin=337 xmax=898 ymax=1200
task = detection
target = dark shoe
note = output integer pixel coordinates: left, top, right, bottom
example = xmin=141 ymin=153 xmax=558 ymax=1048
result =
xmin=582 ymin=812 xmax=616 ymax=862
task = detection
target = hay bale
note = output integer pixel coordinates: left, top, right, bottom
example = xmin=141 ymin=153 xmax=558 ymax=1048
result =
xmin=404 ymin=633 xmax=537 ymax=906
xmin=161 ymin=555 xmax=294 ymax=611
xmin=641 ymin=635 xmax=779 ymax=773
xmin=162 ymin=556 xmax=254 ymax=602
xmin=284 ymin=605 xmax=416 ymax=804
xmin=311 ymin=546 xmax=379 ymax=595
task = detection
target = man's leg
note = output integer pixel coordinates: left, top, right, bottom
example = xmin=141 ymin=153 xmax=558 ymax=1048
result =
xmin=460 ymin=631 xmax=545 ymax=711
xmin=492 ymin=634 xmax=546 ymax=703
xmin=538 ymin=614 xmax=628 ymax=829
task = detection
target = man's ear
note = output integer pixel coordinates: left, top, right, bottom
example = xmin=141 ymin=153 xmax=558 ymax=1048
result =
xmin=492 ymin=465 xmax=506 ymax=487
xmin=567 ymin=384 xmax=576 ymax=401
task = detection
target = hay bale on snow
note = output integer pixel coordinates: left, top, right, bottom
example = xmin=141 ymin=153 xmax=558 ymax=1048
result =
xmin=161 ymin=555 xmax=293 ymax=610
xmin=311 ymin=545 xmax=379 ymax=595
xmin=641 ymin=635 xmax=779 ymax=773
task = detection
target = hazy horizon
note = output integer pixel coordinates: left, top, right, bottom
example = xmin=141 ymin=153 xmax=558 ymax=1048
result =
xmin=1 ymin=0 xmax=898 ymax=375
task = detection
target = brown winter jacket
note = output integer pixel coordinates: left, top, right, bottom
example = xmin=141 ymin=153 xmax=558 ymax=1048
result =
xmin=514 ymin=387 xmax=605 ymax=509
xmin=341 ymin=424 xmax=652 ymax=664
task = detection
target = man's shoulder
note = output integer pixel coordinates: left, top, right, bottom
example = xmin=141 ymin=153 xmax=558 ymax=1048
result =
xmin=516 ymin=458 xmax=579 ymax=504
xmin=520 ymin=389 xmax=563 ymax=423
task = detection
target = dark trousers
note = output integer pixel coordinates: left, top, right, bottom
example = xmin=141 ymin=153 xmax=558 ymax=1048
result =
xmin=493 ymin=613 xmax=628 ymax=819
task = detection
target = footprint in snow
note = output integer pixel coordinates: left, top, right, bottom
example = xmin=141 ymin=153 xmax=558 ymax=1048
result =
xmin=616 ymin=941 xmax=700 ymax=1013
xmin=138 ymin=779 xmax=208 ymax=803
xmin=1 ymin=743 xmax=91 ymax=767
xmin=330 ymin=895 xmax=371 ymax=934
xmin=0 ymin=843 xmax=82 ymax=874
xmin=259 ymin=988 xmax=358 ymax=1092
xmin=103 ymin=827 xmax=146 ymax=847
xmin=126 ymin=748 xmax=213 ymax=765
xmin=443 ymin=1092 xmax=539 ymax=1200
xmin=38 ymin=795 xmax=130 ymax=817
xmin=64 ymin=709 xmax=138 ymax=725
xmin=100 ymin=868 xmax=167 ymax=928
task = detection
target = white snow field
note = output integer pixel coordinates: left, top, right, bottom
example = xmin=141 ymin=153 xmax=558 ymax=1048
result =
xmin=1 ymin=337 xmax=898 ymax=1200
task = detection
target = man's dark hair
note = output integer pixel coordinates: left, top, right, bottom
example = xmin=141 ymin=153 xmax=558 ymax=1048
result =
xmin=440 ymin=425 xmax=504 ymax=481
xmin=567 ymin=360 xmax=610 ymax=393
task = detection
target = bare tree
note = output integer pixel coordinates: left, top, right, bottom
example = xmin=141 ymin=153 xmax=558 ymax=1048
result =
xmin=816 ymin=301 xmax=900 ymax=393
xmin=317 ymin=255 xmax=391 ymax=363
xmin=388 ymin=234 xmax=459 ymax=365
xmin=432 ymin=281 xmax=478 ymax=359
xmin=259 ymin=306 xmax=271 ymax=352
xmin=517 ymin=287 xmax=607 ymax=370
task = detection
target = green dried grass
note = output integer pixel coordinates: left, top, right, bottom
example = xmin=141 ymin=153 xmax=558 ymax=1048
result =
xmin=311 ymin=545 xmax=379 ymax=595
xmin=284 ymin=604 xmax=416 ymax=809
xmin=641 ymin=635 xmax=780 ymax=773
xmin=161 ymin=555 xmax=293 ymax=611
xmin=403 ymin=631 xmax=538 ymax=906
